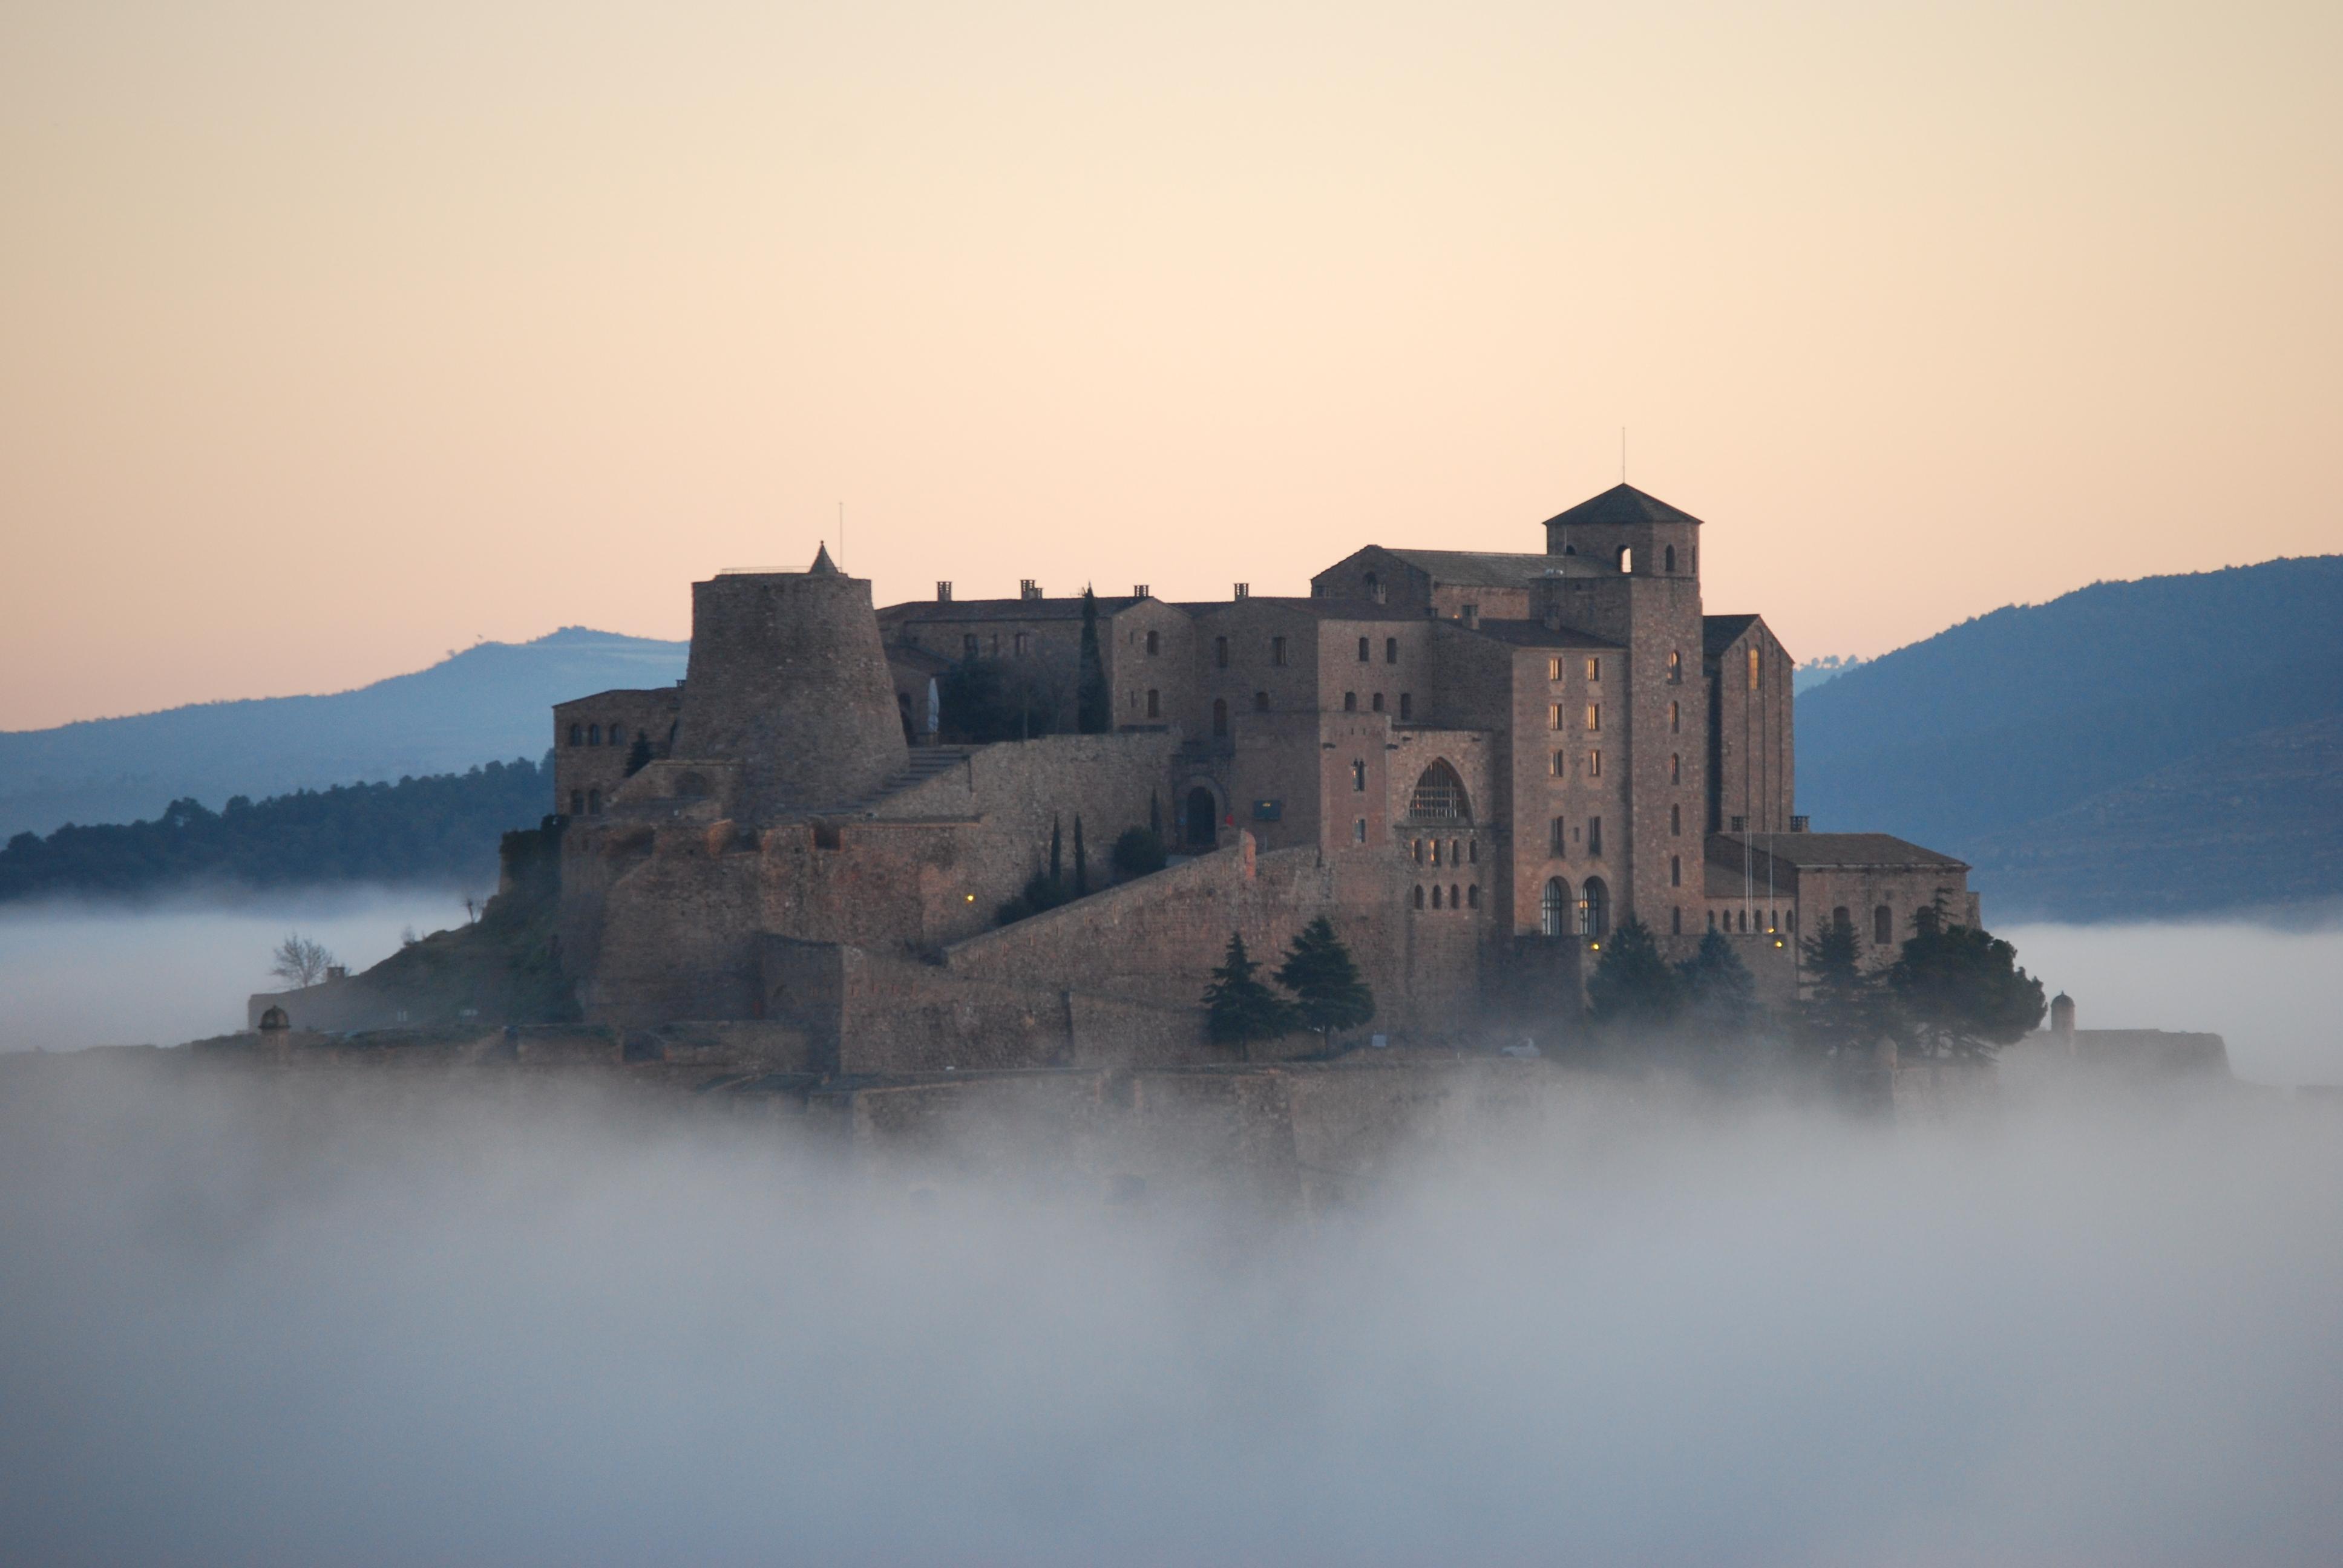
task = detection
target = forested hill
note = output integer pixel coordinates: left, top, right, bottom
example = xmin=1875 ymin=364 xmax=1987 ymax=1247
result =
xmin=0 ymin=759 xmax=549 ymax=901
xmin=1797 ymin=554 xmax=2343 ymax=918
xmin=0 ymin=628 xmax=685 ymax=840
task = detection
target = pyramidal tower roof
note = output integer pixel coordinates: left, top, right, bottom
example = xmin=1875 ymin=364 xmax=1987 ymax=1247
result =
xmin=808 ymin=541 xmax=841 ymax=574
xmin=1539 ymin=482 xmax=1706 ymax=531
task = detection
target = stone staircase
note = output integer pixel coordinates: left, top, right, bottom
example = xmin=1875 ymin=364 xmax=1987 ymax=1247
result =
xmin=809 ymin=746 xmax=974 ymax=818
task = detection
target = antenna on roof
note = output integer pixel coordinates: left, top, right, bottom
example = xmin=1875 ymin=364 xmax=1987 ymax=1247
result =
xmin=1620 ymin=427 xmax=1627 ymax=483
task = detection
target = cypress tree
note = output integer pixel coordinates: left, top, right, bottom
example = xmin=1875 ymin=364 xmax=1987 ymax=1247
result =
xmin=1274 ymin=916 xmax=1376 ymax=1036
xmin=1076 ymin=587 xmax=1112 ymax=733
xmin=1797 ymin=918 xmax=1895 ymax=1058
xmin=1049 ymin=814 xmax=1063 ymax=884
xmin=1203 ymin=932 xmax=1296 ymax=1049
xmin=1073 ymin=815 xmax=1089 ymax=896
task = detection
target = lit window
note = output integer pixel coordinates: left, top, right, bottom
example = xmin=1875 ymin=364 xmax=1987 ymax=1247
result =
xmin=1541 ymin=878 xmax=1568 ymax=937
xmin=1430 ymin=840 xmax=1442 ymax=866
xmin=1670 ymin=701 xmax=1680 ymax=733
xmin=1550 ymin=704 xmax=1564 ymax=731
xmin=1588 ymin=750 xmax=1602 ymax=778
xmin=1748 ymin=645 xmax=1761 ymax=690
xmin=1551 ymin=750 xmax=1567 ymax=777
xmin=1586 ymin=657 xmax=1601 ymax=681
xmin=1667 ymin=650 xmax=1682 ymax=684
xmin=1585 ymin=704 xmax=1600 ymax=732
xmin=1548 ymin=657 xmax=1563 ymax=682
xmin=1352 ymin=760 xmax=1367 ymax=792
xmin=1670 ymin=753 xmax=1681 ymax=783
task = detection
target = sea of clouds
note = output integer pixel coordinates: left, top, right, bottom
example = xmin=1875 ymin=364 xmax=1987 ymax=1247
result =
xmin=1 ymin=1050 xmax=2338 ymax=1566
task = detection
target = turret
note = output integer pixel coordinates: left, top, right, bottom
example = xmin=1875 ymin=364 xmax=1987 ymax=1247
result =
xmin=1541 ymin=483 xmax=1702 ymax=581
xmin=669 ymin=544 xmax=909 ymax=819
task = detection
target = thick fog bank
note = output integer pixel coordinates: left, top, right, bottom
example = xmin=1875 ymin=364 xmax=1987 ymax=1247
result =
xmin=0 ymin=887 xmax=464 ymax=1053
xmin=2004 ymin=918 xmax=2343 ymax=1085
xmin=1 ymin=1062 xmax=2338 ymax=1566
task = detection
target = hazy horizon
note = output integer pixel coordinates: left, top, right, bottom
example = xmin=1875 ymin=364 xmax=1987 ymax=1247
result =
xmin=4 ymin=0 xmax=2338 ymax=731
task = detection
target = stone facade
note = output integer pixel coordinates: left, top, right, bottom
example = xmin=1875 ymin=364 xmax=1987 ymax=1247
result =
xmin=551 ymin=483 xmax=1976 ymax=1062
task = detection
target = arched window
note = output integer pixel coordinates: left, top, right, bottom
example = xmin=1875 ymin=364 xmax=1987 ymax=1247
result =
xmin=1431 ymin=884 xmax=1443 ymax=909
xmin=1671 ymin=803 xmax=1681 ymax=835
xmin=1667 ymin=650 xmax=1682 ymax=684
xmin=1212 ymin=699 xmax=1228 ymax=737
xmin=1357 ymin=637 xmax=1371 ymax=662
xmin=1385 ymin=638 xmax=1398 ymax=664
xmin=1364 ymin=570 xmax=1380 ymax=598
xmin=1579 ymin=877 xmax=1610 ymax=938
xmin=1407 ymin=761 xmax=1470 ymax=822
xmin=1748 ymin=645 xmax=1761 ymax=690
xmin=568 ymin=724 xmax=583 ymax=746
xmin=1670 ymin=753 xmax=1680 ymax=783
xmin=1617 ymin=546 xmax=1633 ymax=573
xmin=1430 ymin=840 xmax=1441 ymax=866
xmin=1833 ymin=904 xmax=1851 ymax=932
xmin=1875 ymin=905 xmax=1894 ymax=946
xmin=569 ymin=790 xmax=584 ymax=815
xmin=1671 ymin=906 xmax=1682 ymax=934
xmin=1450 ymin=883 xmax=1460 ymax=910
xmin=1467 ymin=884 xmax=1480 ymax=908
xmin=588 ymin=724 xmax=601 ymax=746
xmin=1253 ymin=691 xmax=1269 ymax=712
xmin=1414 ymin=884 xmax=1425 ymax=909
xmin=1467 ymin=839 xmax=1478 ymax=864
xmin=1351 ymin=760 xmax=1367 ymax=792
xmin=1542 ymin=878 xmax=1570 ymax=937
xmin=1670 ymin=701 xmax=1680 ymax=733
xmin=1449 ymin=839 xmax=1460 ymax=864
xmin=1372 ymin=693 xmax=1385 ymax=713
xmin=1670 ymin=855 xmax=1682 ymax=887
xmin=1664 ymin=544 xmax=1676 ymax=573
xmin=608 ymin=719 xmax=621 ymax=742
xmin=1345 ymin=691 xmax=1357 ymax=711
xmin=1412 ymin=838 xmax=1423 ymax=862
xmin=1145 ymin=629 xmax=1161 ymax=656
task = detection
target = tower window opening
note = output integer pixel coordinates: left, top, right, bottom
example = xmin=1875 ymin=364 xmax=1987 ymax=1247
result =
xmin=1467 ymin=884 xmax=1480 ymax=909
xmin=1345 ymin=691 xmax=1358 ymax=712
xmin=1671 ymin=803 xmax=1682 ymax=835
xmin=1432 ymin=884 xmax=1443 ymax=909
xmin=1588 ymin=816 xmax=1603 ymax=856
xmin=1668 ymin=650 xmax=1682 ymax=684
xmin=1414 ymin=885 xmax=1425 ymax=909
xmin=1351 ymin=760 xmax=1367 ymax=792
xmin=1664 ymin=544 xmax=1676 ymax=573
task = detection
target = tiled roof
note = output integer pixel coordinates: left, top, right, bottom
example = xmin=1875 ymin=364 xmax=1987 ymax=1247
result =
xmin=1375 ymin=549 xmax=1606 ymax=587
xmin=1540 ymin=483 xmax=1706 ymax=532
xmin=1702 ymin=614 xmax=1761 ymax=656
xmin=1174 ymin=597 xmax=1427 ymax=622
xmin=1710 ymin=832 xmax=1969 ymax=871
xmin=1461 ymin=619 xmax=1624 ymax=650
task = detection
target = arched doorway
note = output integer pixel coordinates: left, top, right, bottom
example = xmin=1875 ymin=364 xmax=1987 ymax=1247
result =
xmin=1184 ymin=786 xmax=1218 ymax=850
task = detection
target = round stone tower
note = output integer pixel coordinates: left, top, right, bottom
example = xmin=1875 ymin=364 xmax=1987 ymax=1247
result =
xmin=670 ymin=544 xmax=909 ymax=820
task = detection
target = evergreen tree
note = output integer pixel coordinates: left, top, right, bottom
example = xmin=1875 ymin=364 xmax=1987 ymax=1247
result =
xmin=1274 ymin=916 xmax=1376 ymax=1036
xmin=1112 ymin=825 xmax=1167 ymax=878
xmin=1076 ymin=587 xmax=1112 ymax=734
xmin=1676 ymin=930 xmax=1760 ymax=1033
xmin=1049 ymin=814 xmax=1063 ymax=884
xmin=1149 ymin=791 xmax=1162 ymax=840
xmin=1796 ymin=918 xmax=1895 ymax=1057
xmin=1585 ymin=916 xmax=1683 ymax=1032
xmin=1073 ymin=815 xmax=1089 ymax=896
xmin=1886 ymin=904 xmax=2046 ymax=1058
xmin=1203 ymin=932 xmax=1296 ymax=1048
xmin=624 ymin=734 xmax=653 ymax=777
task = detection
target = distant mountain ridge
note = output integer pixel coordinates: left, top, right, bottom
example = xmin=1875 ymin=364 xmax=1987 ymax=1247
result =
xmin=1797 ymin=555 xmax=2343 ymax=920
xmin=0 ymin=629 xmax=687 ymax=838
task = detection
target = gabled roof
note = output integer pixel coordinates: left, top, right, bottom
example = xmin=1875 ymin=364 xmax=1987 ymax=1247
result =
xmin=1461 ymin=618 xmax=1624 ymax=651
xmin=1541 ymin=483 xmax=1706 ymax=532
xmin=1702 ymin=613 xmax=1761 ymax=657
xmin=1370 ymin=549 xmax=1604 ymax=587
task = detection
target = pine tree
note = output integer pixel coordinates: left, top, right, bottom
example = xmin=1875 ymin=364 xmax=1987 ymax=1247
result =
xmin=1073 ymin=815 xmax=1089 ymax=897
xmin=1797 ymin=918 xmax=1895 ymax=1057
xmin=1886 ymin=903 xmax=2046 ymax=1059
xmin=1586 ymin=916 xmax=1683 ymax=1032
xmin=1076 ymin=588 xmax=1112 ymax=733
xmin=624 ymin=735 xmax=653 ymax=777
xmin=1676 ymin=930 xmax=1760 ymax=1033
xmin=1274 ymin=916 xmax=1376 ymax=1036
xmin=1203 ymin=932 xmax=1296 ymax=1048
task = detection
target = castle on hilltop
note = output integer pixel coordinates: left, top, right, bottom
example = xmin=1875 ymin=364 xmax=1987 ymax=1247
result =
xmin=549 ymin=484 xmax=1976 ymax=1072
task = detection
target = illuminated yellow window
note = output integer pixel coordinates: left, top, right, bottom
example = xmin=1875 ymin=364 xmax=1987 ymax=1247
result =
xmin=1588 ymin=750 xmax=1602 ymax=777
xmin=1551 ymin=750 xmax=1566 ymax=777
xmin=1548 ymin=657 xmax=1563 ymax=682
xmin=1748 ymin=645 xmax=1760 ymax=690
xmin=1549 ymin=704 xmax=1564 ymax=731
xmin=1585 ymin=657 xmax=1601 ymax=681
xmin=1585 ymin=704 xmax=1601 ymax=732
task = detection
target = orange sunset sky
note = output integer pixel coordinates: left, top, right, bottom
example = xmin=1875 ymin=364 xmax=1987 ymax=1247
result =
xmin=2 ymin=0 xmax=2337 ymax=733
